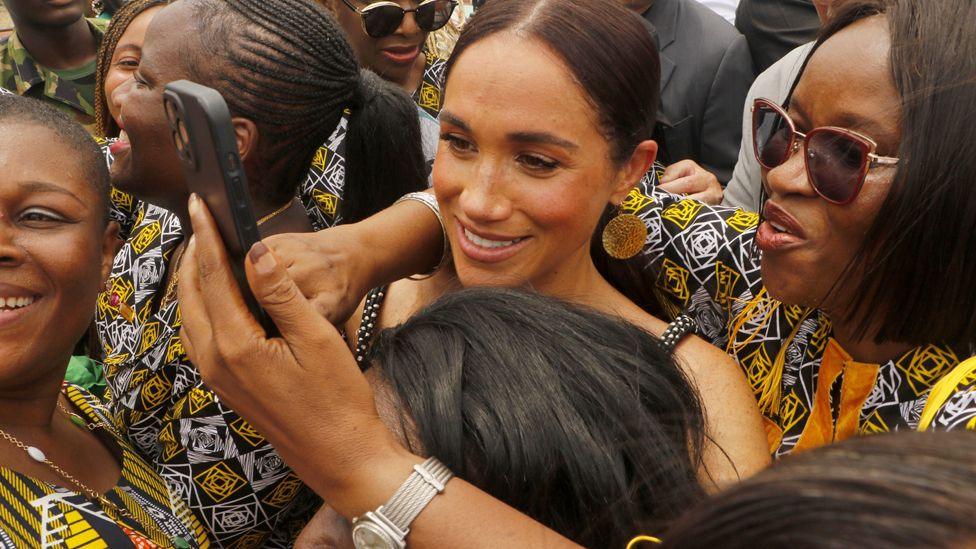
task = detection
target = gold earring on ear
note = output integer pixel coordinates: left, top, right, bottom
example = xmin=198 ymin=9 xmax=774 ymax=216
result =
xmin=602 ymin=208 xmax=647 ymax=260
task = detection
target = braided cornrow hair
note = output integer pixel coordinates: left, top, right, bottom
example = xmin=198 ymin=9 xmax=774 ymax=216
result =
xmin=186 ymin=0 xmax=428 ymax=219
xmin=94 ymin=0 xmax=172 ymax=137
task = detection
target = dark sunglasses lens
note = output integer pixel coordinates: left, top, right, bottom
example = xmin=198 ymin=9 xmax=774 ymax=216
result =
xmin=416 ymin=1 xmax=456 ymax=31
xmin=754 ymin=105 xmax=792 ymax=169
xmin=362 ymin=5 xmax=404 ymax=37
xmin=806 ymin=130 xmax=869 ymax=203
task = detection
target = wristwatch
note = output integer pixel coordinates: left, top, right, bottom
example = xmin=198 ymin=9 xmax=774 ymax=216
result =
xmin=351 ymin=457 xmax=454 ymax=549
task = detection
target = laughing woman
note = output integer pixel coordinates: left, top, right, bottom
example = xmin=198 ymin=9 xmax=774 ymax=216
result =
xmin=0 ymin=94 xmax=208 ymax=548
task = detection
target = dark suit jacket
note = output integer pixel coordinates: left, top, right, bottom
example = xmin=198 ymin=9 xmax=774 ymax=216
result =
xmin=736 ymin=0 xmax=820 ymax=73
xmin=642 ymin=0 xmax=755 ymax=184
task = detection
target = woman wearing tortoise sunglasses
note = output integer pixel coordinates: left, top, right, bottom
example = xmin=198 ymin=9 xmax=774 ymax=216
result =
xmin=326 ymin=0 xmax=457 ymax=117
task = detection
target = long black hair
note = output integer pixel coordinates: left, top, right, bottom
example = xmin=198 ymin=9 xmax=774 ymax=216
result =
xmin=791 ymin=0 xmax=976 ymax=345
xmin=368 ymin=287 xmax=707 ymax=548
xmin=662 ymin=431 xmax=976 ymax=548
xmin=184 ymin=0 xmax=427 ymax=221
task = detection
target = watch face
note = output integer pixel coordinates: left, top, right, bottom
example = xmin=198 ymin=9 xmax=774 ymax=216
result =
xmin=352 ymin=521 xmax=397 ymax=549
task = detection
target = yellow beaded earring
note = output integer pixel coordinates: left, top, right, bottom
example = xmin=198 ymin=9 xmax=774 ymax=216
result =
xmin=601 ymin=208 xmax=647 ymax=260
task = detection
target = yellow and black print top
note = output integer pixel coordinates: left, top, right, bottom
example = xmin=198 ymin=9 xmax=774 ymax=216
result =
xmin=919 ymin=357 xmax=976 ymax=432
xmin=95 ymin=201 xmax=321 ymax=548
xmin=623 ymin=180 xmax=974 ymax=458
xmin=413 ymin=43 xmax=449 ymax=119
xmin=0 ymin=384 xmax=209 ymax=549
xmin=95 ymin=131 xmax=341 ymax=546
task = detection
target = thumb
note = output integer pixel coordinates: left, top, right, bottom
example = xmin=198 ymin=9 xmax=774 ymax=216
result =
xmin=245 ymin=241 xmax=343 ymax=365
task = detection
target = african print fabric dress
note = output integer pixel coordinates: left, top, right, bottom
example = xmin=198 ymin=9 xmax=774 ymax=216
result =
xmin=94 ymin=128 xmax=349 ymax=546
xmin=623 ymin=179 xmax=975 ymax=458
xmin=413 ymin=44 xmax=449 ymax=120
xmin=94 ymin=54 xmax=444 ymax=545
xmin=0 ymin=384 xmax=209 ymax=549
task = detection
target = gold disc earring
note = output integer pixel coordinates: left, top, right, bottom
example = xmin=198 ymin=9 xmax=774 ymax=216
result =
xmin=602 ymin=212 xmax=647 ymax=260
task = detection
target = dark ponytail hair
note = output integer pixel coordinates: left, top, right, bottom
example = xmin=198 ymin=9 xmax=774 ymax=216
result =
xmin=343 ymin=70 xmax=429 ymax=222
xmin=186 ymin=0 xmax=426 ymax=219
xmin=369 ymin=287 xmax=707 ymax=548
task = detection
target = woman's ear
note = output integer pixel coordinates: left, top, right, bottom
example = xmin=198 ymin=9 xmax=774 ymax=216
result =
xmin=100 ymin=221 xmax=122 ymax=283
xmin=231 ymin=117 xmax=260 ymax=164
xmin=610 ymin=139 xmax=658 ymax=204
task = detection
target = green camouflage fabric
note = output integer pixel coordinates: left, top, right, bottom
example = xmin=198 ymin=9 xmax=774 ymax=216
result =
xmin=0 ymin=18 xmax=106 ymax=133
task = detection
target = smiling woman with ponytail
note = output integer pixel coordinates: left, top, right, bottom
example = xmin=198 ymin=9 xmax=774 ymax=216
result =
xmin=94 ymin=0 xmax=427 ymax=545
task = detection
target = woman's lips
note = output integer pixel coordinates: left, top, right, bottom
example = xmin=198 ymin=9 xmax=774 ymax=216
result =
xmin=454 ymin=219 xmax=530 ymax=264
xmin=380 ymin=45 xmax=421 ymax=66
xmin=756 ymin=201 xmax=806 ymax=252
xmin=109 ymin=130 xmax=131 ymax=156
xmin=0 ymin=295 xmax=40 ymax=330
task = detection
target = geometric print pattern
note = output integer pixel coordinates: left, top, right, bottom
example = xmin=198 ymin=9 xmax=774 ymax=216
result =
xmin=94 ymin=49 xmax=449 ymax=545
xmin=626 ymin=180 xmax=975 ymax=458
xmin=925 ymin=366 xmax=976 ymax=432
xmin=96 ymin=155 xmax=337 ymax=547
xmin=413 ymin=44 xmax=449 ymax=120
xmin=0 ymin=384 xmax=210 ymax=548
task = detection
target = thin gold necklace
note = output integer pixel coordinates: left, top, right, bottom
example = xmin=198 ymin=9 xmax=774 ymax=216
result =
xmin=159 ymin=199 xmax=295 ymax=308
xmin=0 ymin=404 xmax=191 ymax=548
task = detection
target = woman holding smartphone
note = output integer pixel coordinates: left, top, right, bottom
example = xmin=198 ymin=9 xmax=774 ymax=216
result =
xmin=96 ymin=0 xmax=428 ymax=545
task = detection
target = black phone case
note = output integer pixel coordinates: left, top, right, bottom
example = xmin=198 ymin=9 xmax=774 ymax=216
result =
xmin=162 ymin=80 xmax=277 ymax=336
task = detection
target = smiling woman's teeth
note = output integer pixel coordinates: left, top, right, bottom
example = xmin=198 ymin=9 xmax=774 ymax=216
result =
xmin=770 ymin=222 xmax=790 ymax=234
xmin=118 ymin=130 xmax=130 ymax=143
xmin=464 ymin=227 xmax=522 ymax=249
xmin=0 ymin=296 xmax=34 ymax=310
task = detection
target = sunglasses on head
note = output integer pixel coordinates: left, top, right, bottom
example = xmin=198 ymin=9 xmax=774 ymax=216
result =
xmin=340 ymin=0 xmax=458 ymax=38
xmin=751 ymin=97 xmax=899 ymax=205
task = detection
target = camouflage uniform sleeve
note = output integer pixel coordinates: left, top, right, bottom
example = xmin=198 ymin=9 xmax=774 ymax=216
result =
xmin=620 ymin=170 xmax=764 ymax=346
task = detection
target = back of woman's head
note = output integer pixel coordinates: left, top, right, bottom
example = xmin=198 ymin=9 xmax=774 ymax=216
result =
xmin=663 ymin=431 xmax=976 ymax=548
xmin=816 ymin=0 xmax=976 ymax=345
xmin=369 ymin=288 xmax=706 ymax=548
xmin=183 ymin=0 xmax=427 ymax=220
xmin=446 ymin=0 xmax=660 ymax=165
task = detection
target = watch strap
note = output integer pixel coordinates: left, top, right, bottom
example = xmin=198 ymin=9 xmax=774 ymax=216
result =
xmin=379 ymin=457 xmax=454 ymax=531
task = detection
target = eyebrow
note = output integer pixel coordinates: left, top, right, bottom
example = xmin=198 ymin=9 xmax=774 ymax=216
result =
xmin=789 ymin=99 xmax=892 ymax=144
xmin=439 ymin=111 xmax=580 ymax=151
xmin=113 ymin=43 xmax=142 ymax=55
xmin=19 ymin=181 xmax=85 ymax=206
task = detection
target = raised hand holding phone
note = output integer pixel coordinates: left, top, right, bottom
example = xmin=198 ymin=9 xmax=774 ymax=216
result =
xmin=162 ymin=79 xmax=277 ymax=335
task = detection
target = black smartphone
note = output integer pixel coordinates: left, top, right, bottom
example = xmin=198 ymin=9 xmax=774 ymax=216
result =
xmin=162 ymin=79 xmax=277 ymax=335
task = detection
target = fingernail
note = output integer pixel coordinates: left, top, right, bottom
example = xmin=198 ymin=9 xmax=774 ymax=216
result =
xmin=188 ymin=193 xmax=200 ymax=215
xmin=249 ymin=241 xmax=276 ymax=274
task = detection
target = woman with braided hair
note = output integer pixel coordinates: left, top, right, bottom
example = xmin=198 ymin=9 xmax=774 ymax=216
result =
xmin=93 ymin=0 xmax=169 ymax=138
xmin=95 ymin=0 xmax=428 ymax=545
